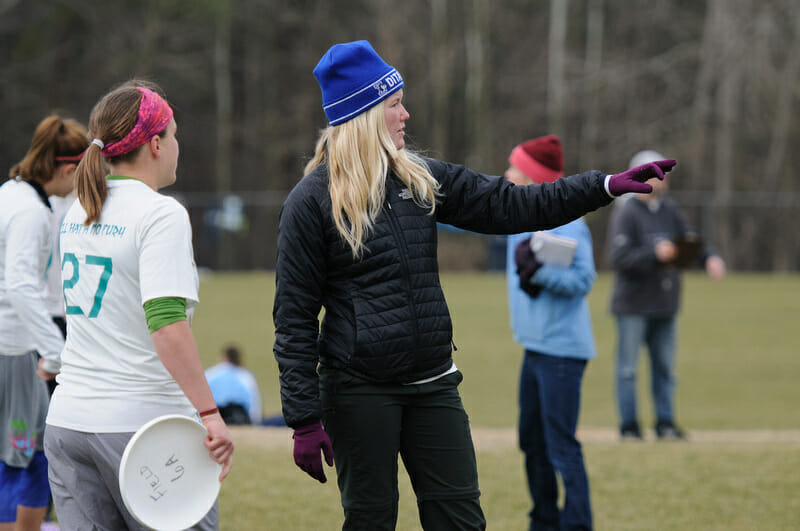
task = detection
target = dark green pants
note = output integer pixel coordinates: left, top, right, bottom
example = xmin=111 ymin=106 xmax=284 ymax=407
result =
xmin=319 ymin=367 xmax=486 ymax=531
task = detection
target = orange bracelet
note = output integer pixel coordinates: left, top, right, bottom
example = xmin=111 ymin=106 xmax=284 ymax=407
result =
xmin=199 ymin=407 xmax=219 ymax=418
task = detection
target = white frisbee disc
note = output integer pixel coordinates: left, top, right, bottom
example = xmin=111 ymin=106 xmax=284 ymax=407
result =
xmin=119 ymin=414 xmax=222 ymax=530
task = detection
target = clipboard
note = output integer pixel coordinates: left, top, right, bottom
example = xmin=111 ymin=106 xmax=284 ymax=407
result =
xmin=671 ymin=234 xmax=704 ymax=268
xmin=529 ymin=231 xmax=578 ymax=267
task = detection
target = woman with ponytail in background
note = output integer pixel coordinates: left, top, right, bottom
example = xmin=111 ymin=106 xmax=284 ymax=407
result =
xmin=43 ymin=80 xmax=233 ymax=530
xmin=0 ymin=115 xmax=88 ymax=531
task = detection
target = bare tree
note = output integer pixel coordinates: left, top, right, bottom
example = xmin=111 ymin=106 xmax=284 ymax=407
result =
xmin=547 ymin=0 xmax=569 ymax=136
xmin=711 ymin=0 xmax=748 ymax=265
xmin=580 ymin=0 xmax=604 ymax=169
xmin=762 ymin=3 xmax=800 ymax=269
xmin=214 ymin=0 xmax=234 ymax=268
xmin=1 ymin=0 xmax=799 ymax=270
xmin=430 ymin=0 xmax=453 ymax=155
xmin=464 ymin=0 xmax=490 ymax=169
xmin=688 ymin=1 xmax=718 ymax=186
xmin=763 ymin=5 xmax=800 ymax=192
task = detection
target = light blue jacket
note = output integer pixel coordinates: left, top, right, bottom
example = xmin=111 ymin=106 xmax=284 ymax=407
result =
xmin=506 ymin=219 xmax=596 ymax=359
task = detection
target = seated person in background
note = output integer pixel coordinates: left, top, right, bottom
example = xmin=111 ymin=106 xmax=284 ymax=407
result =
xmin=205 ymin=344 xmax=262 ymax=425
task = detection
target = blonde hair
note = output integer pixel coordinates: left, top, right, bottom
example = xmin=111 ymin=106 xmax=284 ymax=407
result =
xmin=305 ymin=102 xmax=440 ymax=258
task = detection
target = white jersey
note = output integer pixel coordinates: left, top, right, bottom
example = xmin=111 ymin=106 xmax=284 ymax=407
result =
xmin=44 ymin=193 xmax=76 ymax=317
xmin=47 ymin=178 xmax=199 ymax=432
xmin=0 ymin=178 xmax=65 ymax=363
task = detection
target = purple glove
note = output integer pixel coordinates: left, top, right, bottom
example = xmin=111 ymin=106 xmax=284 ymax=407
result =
xmin=515 ymin=238 xmax=543 ymax=298
xmin=608 ymin=159 xmax=677 ymax=196
xmin=293 ymin=422 xmax=334 ymax=483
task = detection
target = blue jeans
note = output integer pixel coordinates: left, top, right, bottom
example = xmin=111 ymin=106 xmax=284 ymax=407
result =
xmin=519 ymin=351 xmax=592 ymax=531
xmin=615 ymin=314 xmax=677 ymax=427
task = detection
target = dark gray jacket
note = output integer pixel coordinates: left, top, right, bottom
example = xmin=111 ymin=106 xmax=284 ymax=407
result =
xmin=273 ymin=157 xmax=612 ymax=427
xmin=606 ymin=195 xmax=711 ymax=317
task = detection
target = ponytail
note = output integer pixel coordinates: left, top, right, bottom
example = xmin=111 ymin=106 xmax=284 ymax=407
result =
xmin=10 ymin=115 xmax=88 ymax=183
xmin=75 ymin=142 xmax=108 ymax=225
xmin=76 ymin=80 xmax=169 ymax=225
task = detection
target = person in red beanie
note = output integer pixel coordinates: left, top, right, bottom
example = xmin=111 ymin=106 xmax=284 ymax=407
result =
xmin=505 ymin=135 xmax=596 ymax=530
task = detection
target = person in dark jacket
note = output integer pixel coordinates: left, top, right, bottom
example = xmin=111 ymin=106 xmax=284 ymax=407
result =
xmin=606 ymin=150 xmax=726 ymax=441
xmin=273 ymin=40 xmax=676 ymax=531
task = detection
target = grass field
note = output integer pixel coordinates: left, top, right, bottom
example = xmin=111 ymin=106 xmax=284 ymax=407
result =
xmin=192 ymin=271 xmax=800 ymax=530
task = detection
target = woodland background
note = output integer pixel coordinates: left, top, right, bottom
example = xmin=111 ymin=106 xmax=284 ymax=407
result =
xmin=2 ymin=0 xmax=799 ymax=271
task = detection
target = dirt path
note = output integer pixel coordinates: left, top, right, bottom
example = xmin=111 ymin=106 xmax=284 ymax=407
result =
xmin=230 ymin=426 xmax=800 ymax=452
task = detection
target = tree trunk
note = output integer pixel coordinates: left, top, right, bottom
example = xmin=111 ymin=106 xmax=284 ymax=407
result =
xmin=547 ymin=0 xmax=569 ymax=136
xmin=580 ymin=0 xmax=603 ymax=170
xmin=689 ymin=0 xmax=720 ymax=186
xmin=214 ymin=2 xmax=233 ymax=269
xmin=465 ymin=0 xmax=490 ymax=169
xmin=765 ymin=5 xmax=800 ymax=269
xmin=712 ymin=1 xmax=741 ymax=267
xmin=430 ymin=0 xmax=452 ymax=155
xmin=763 ymin=7 xmax=800 ymax=192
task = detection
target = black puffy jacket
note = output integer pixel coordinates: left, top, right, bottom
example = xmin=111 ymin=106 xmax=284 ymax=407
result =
xmin=273 ymin=157 xmax=612 ymax=427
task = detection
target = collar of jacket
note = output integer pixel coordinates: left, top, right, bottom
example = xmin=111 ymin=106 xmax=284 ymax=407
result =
xmin=17 ymin=176 xmax=53 ymax=211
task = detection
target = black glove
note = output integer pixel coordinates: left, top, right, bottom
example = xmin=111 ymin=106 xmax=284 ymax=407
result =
xmin=515 ymin=238 xmax=543 ymax=298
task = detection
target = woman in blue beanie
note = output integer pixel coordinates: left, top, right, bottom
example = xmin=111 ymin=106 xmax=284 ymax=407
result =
xmin=273 ymin=39 xmax=676 ymax=530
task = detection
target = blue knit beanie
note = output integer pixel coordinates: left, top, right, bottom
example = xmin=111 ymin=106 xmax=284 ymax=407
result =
xmin=313 ymin=40 xmax=404 ymax=126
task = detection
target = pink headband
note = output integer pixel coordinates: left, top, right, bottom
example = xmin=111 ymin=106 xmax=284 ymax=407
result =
xmin=55 ymin=151 xmax=86 ymax=162
xmin=508 ymin=145 xmax=563 ymax=184
xmin=98 ymin=87 xmax=173 ymax=158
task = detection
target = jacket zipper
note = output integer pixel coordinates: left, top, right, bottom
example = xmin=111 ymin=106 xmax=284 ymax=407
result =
xmin=385 ymin=199 xmax=421 ymax=351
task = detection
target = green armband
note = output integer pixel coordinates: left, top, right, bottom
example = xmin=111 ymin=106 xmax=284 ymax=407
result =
xmin=143 ymin=297 xmax=187 ymax=333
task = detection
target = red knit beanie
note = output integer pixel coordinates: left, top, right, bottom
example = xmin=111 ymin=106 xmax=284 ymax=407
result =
xmin=508 ymin=134 xmax=564 ymax=183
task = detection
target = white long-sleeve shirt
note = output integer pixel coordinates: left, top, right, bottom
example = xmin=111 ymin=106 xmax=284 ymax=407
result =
xmin=0 ymin=178 xmax=64 ymax=371
xmin=44 ymin=193 xmax=76 ymax=317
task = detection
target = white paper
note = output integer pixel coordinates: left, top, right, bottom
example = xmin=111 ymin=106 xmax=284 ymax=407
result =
xmin=530 ymin=231 xmax=578 ymax=267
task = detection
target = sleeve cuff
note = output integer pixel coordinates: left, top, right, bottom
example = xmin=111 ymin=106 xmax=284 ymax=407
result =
xmin=40 ymin=357 xmax=61 ymax=374
xmin=603 ymin=174 xmax=616 ymax=198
